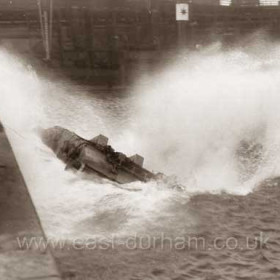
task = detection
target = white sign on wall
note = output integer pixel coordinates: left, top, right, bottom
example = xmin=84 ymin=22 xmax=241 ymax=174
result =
xmin=176 ymin=3 xmax=189 ymax=21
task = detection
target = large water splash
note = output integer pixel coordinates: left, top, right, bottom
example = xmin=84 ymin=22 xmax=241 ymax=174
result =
xmin=119 ymin=43 xmax=280 ymax=194
xmin=1 ymin=43 xmax=280 ymax=239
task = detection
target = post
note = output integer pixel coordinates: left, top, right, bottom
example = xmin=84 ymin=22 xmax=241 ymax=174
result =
xmin=44 ymin=10 xmax=50 ymax=60
xmin=37 ymin=0 xmax=46 ymax=51
xmin=37 ymin=0 xmax=52 ymax=61
xmin=49 ymin=0 xmax=53 ymax=54
xmin=176 ymin=1 xmax=190 ymax=48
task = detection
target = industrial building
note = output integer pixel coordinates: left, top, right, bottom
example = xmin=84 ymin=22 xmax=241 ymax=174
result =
xmin=0 ymin=0 xmax=280 ymax=83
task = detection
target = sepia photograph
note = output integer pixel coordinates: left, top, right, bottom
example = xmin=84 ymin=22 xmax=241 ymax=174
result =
xmin=0 ymin=0 xmax=280 ymax=279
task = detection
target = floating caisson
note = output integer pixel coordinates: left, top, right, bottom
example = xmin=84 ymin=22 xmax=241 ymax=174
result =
xmin=40 ymin=126 xmax=156 ymax=184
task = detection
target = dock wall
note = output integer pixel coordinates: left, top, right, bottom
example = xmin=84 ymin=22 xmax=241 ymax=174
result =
xmin=0 ymin=123 xmax=61 ymax=280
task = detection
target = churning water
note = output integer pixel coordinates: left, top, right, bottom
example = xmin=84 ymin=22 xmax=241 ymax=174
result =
xmin=1 ymin=44 xmax=280 ymax=279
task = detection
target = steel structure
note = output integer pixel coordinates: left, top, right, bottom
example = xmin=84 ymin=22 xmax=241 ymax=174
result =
xmin=0 ymin=0 xmax=280 ymax=82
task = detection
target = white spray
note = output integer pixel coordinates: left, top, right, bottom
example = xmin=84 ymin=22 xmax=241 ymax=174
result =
xmin=0 ymin=43 xmax=280 ymax=239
